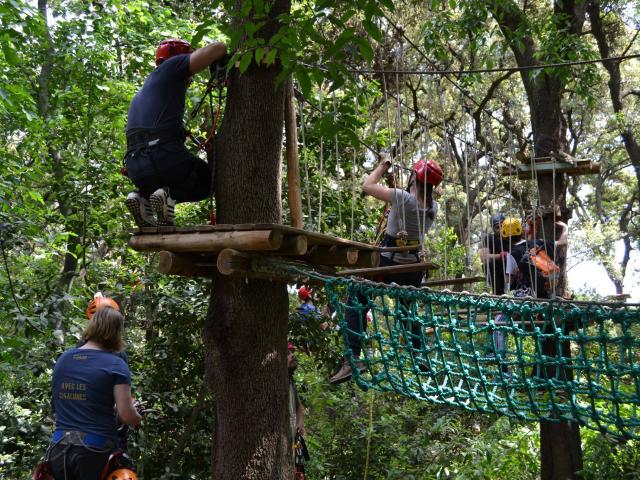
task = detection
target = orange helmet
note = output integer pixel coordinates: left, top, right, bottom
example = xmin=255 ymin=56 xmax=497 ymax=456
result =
xmin=108 ymin=470 xmax=138 ymax=480
xmin=86 ymin=294 xmax=120 ymax=320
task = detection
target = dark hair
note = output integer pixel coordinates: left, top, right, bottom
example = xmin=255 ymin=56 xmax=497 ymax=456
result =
xmin=83 ymin=307 xmax=125 ymax=352
xmin=408 ymin=174 xmax=434 ymax=219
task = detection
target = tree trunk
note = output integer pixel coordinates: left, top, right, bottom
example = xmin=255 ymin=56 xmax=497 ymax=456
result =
xmin=587 ymin=1 xmax=640 ymax=190
xmin=37 ymin=0 xmax=79 ymax=333
xmin=485 ymin=1 xmax=585 ymax=477
xmin=204 ymin=1 xmax=292 ymax=478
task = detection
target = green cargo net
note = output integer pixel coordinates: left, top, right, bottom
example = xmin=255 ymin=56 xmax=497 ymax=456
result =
xmin=305 ymin=272 xmax=640 ymax=439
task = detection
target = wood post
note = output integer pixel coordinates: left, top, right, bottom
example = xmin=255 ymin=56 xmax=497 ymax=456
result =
xmin=129 ymin=230 xmax=283 ymax=253
xmin=305 ymin=246 xmax=359 ymax=265
xmin=157 ymin=251 xmax=214 ymax=277
xmin=285 ymin=78 xmax=303 ymax=229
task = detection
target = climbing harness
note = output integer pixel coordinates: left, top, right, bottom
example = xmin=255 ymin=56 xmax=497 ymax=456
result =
xmin=293 ymin=432 xmax=309 ymax=480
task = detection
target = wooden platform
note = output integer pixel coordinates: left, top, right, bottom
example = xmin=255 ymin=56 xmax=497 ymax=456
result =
xmin=499 ymin=159 xmax=600 ymax=179
xmin=129 ymin=224 xmax=445 ymax=281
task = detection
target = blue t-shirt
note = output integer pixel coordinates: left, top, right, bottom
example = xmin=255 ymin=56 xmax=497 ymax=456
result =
xmin=126 ymin=54 xmax=191 ymax=132
xmin=52 ymin=348 xmax=131 ymax=440
xmin=297 ymin=302 xmax=319 ymax=321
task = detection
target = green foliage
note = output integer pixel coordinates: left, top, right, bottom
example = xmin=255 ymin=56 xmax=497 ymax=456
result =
xmin=0 ymin=0 xmax=639 ymax=478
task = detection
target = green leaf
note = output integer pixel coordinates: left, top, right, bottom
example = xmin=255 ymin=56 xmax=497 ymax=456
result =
xmin=354 ymin=37 xmax=374 ymax=61
xmin=255 ymin=47 xmax=265 ymax=64
xmin=296 ymin=69 xmax=312 ymax=99
xmin=239 ymin=51 xmax=253 ymax=74
xmin=27 ymin=190 xmax=44 ymax=205
xmin=362 ymin=19 xmax=383 ymax=42
xmin=1 ymin=39 xmax=19 ymax=65
xmin=265 ymin=48 xmax=277 ymax=66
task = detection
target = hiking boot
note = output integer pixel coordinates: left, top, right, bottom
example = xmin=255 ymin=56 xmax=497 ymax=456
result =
xmin=330 ymin=360 xmax=365 ymax=385
xmin=125 ymin=192 xmax=156 ymax=228
xmin=150 ymin=187 xmax=176 ymax=226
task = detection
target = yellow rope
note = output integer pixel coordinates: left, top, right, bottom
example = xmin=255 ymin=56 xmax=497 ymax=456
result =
xmin=363 ymin=389 xmax=375 ymax=480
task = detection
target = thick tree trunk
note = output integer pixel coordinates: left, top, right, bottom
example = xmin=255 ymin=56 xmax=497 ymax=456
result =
xmin=486 ymin=1 xmax=585 ymax=477
xmin=204 ymin=1 xmax=292 ymax=477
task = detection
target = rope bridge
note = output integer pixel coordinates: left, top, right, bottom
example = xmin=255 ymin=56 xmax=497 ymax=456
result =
xmin=288 ymin=265 xmax=640 ymax=439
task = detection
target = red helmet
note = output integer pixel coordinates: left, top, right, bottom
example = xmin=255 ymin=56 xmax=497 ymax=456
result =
xmin=412 ymin=159 xmax=443 ymax=186
xmin=86 ymin=294 xmax=120 ymax=320
xmin=155 ymin=39 xmax=191 ymax=65
xmin=108 ymin=469 xmax=138 ymax=480
xmin=297 ymin=286 xmax=312 ymax=301
xmin=288 ymin=342 xmax=296 ymax=351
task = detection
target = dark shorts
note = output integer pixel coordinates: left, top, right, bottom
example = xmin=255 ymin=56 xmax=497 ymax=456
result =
xmin=125 ymin=141 xmax=212 ymax=203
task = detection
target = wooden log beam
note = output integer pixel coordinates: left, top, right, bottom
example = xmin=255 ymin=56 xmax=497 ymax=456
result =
xmin=422 ymin=276 xmax=484 ymax=287
xmin=336 ymin=262 xmax=438 ymax=278
xmin=157 ymin=251 xmax=215 ymax=277
xmin=275 ymin=235 xmax=307 ymax=256
xmin=304 ymin=246 xmax=359 ymax=266
xmin=217 ymin=248 xmax=252 ymax=276
xmin=351 ymin=250 xmax=380 ymax=268
xmin=129 ymin=230 xmax=283 ymax=253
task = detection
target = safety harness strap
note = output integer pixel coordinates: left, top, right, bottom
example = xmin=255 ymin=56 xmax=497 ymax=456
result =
xmin=125 ymin=128 xmax=187 ymax=153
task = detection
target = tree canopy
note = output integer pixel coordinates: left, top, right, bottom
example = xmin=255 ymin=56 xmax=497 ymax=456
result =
xmin=1 ymin=0 xmax=639 ymax=478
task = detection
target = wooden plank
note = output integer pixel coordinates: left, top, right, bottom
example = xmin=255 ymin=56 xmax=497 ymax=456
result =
xmin=129 ymin=230 xmax=283 ymax=253
xmin=336 ymin=262 xmax=439 ymax=278
xmin=249 ymin=224 xmax=379 ymax=250
xmin=422 ymin=276 xmax=484 ymax=287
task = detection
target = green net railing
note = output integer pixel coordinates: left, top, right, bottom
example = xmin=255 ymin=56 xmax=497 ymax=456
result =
xmin=301 ymin=272 xmax=640 ymax=439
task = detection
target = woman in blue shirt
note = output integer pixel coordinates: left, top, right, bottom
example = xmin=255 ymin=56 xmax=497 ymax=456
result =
xmin=47 ymin=307 xmax=141 ymax=480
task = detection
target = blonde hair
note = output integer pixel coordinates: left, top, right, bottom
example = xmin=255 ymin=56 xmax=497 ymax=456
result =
xmin=83 ymin=307 xmax=125 ymax=352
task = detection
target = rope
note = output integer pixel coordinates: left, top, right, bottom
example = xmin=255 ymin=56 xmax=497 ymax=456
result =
xmin=0 ymin=237 xmax=24 ymax=316
xmin=251 ymin=257 xmax=640 ymax=440
xmin=317 ymin=83 xmax=325 ymax=233
xmin=363 ymin=389 xmax=375 ymax=480
xmin=298 ymin=93 xmax=313 ymax=229
xmin=301 ymin=52 xmax=640 ymax=76
xmin=296 ymin=265 xmax=640 ymax=439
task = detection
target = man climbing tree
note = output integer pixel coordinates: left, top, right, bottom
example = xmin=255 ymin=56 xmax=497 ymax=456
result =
xmin=124 ymin=39 xmax=227 ymax=227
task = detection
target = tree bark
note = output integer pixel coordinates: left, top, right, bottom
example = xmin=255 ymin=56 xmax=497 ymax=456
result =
xmin=587 ymin=1 xmax=640 ymax=190
xmin=485 ymin=1 xmax=585 ymax=477
xmin=204 ymin=0 xmax=293 ymax=478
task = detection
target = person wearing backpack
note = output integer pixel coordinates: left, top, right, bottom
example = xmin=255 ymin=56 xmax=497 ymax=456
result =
xmin=510 ymin=217 xmax=568 ymax=299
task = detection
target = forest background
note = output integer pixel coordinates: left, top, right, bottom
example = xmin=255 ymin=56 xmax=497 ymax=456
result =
xmin=1 ymin=0 xmax=639 ymax=478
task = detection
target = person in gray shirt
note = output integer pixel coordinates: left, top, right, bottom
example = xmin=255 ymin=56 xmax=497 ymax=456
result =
xmin=330 ymin=155 xmax=443 ymax=384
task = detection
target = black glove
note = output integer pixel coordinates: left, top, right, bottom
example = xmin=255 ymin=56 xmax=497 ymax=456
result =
xmin=209 ymin=53 xmax=231 ymax=80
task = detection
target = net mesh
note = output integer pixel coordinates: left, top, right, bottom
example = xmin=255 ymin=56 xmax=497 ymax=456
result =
xmin=311 ymin=273 xmax=640 ymax=439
